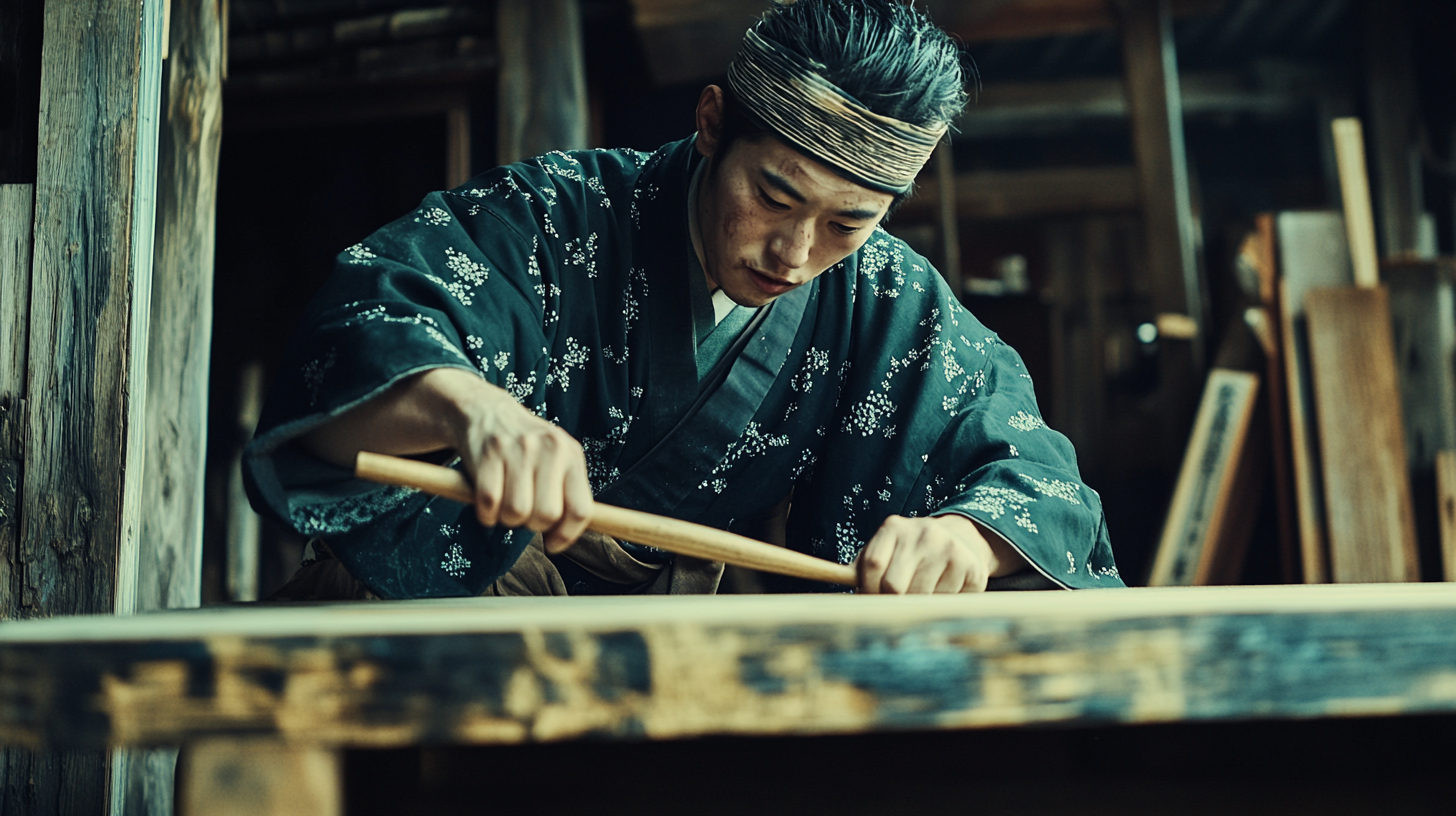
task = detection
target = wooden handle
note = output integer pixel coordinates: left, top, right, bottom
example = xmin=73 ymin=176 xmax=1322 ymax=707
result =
xmin=355 ymin=451 xmax=859 ymax=587
xmin=1332 ymin=117 xmax=1381 ymax=288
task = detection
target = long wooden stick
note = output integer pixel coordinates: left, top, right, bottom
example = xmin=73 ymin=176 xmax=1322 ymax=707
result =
xmin=355 ymin=451 xmax=858 ymax=586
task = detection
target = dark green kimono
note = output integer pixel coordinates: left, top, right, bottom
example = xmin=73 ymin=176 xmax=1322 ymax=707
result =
xmin=243 ymin=136 xmax=1123 ymax=597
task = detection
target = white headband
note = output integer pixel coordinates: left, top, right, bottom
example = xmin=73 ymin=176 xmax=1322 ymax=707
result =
xmin=726 ymin=29 xmax=947 ymax=194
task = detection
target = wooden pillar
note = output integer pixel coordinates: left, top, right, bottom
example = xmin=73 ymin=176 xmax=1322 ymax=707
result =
xmin=1361 ymin=0 xmax=1421 ymax=258
xmin=4 ymin=0 xmax=166 ymax=812
xmin=933 ymin=142 xmax=962 ymax=298
xmin=1117 ymin=0 xmax=1204 ymax=456
xmin=497 ymin=0 xmax=589 ymax=165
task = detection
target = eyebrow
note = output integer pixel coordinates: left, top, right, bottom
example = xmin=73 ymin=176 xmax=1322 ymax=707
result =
xmin=761 ymin=169 xmax=880 ymax=221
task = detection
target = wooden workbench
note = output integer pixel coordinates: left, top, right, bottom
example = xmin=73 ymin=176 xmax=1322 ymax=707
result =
xmin=2 ymin=584 xmax=1455 ymax=814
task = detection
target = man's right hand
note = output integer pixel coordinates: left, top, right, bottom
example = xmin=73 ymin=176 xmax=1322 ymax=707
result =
xmin=300 ymin=367 xmax=594 ymax=552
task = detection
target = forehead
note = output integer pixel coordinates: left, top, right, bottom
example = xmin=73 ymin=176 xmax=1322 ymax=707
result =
xmin=736 ymin=136 xmax=894 ymax=210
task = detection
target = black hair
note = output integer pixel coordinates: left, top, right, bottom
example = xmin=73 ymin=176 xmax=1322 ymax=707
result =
xmin=712 ymin=0 xmax=974 ymax=215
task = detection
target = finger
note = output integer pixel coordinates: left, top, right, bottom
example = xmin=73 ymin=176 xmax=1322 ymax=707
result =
xmin=878 ymin=535 xmax=924 ymax=595
xmin=497 ymin=437 xmax=537 ymax=528
xmin=474 ymin=453 xmax=506 ymax=528
xmin=935 ymin=550 xmax=972 ymax=594
xmin=545 ymin=450 xmax=593 ymax=554
xmin=529 ymin=434 xmax=570 ymax=533
xmin=856 ymin=523 xmax=899 ymax=595
xmin=904 ymin=536 xmax=948 ymax=594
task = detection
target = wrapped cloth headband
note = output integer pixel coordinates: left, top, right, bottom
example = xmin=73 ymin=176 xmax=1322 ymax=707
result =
xmin=726 ymin=29 xmax=948 ymax=195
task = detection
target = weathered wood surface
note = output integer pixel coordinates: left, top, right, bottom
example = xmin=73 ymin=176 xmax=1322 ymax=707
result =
xmin=141 ymin=0 xmax=223 ymax=618
xmin=1275 ymin=211 xmax=1354 ymax=584
xmin=1117 ymin=0 xmax=1204 ymax=476
xmin=3 ymin=586 xmax=1456 ymax=750
xmin=1305 ymin=286 xmax=1419 ymax=583
xmin=9 ymin=0 xmax=165 ymax=811
xmin=0 ymin=186 xmax=34 ymax=616
xmin=496 ymin=0 xmax=588 ymax=165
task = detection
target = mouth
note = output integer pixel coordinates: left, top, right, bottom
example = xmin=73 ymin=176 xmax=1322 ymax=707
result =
xmin=745 ymin=266 xmax=796 ymax=296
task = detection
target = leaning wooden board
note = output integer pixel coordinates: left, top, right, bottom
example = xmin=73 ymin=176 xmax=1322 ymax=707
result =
xmin=4 ymin=585 xmax=1456 ymax=751
xmin=1305 ymin=286 xmax=1420 ymax=583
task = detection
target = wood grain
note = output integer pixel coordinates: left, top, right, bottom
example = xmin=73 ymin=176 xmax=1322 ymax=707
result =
xmin=1304 ymin=286 xmax=1419 ymax=583
xmin=496 ymin=0 xmax=587 ymax=165
xmin=9 ymin=0 xmax=163 ymax=811
xmin=1439 ymin=450 xmax=1456 ymax=581
xmin=0 ymin=186 xmax=33 ymax=616
xmin=1275 ymin=211 xmax=1354 ymax=584
xmin=3 ymin=585 xmax=1456 ymax=749
xmin=1149 ymin=369 xmax=1260 ymax=586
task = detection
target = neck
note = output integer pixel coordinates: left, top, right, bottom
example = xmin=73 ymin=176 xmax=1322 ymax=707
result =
xmin=687 ymin=157 xmax=718 ymax=293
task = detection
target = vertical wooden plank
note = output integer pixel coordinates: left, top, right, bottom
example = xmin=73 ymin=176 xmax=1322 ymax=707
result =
xmin=1 ymin=186 xmax=34 ymax=610
xmin=497 ymin=0 xmax=588 ymax=165
xmin=179 ymin=739 xmax=341 ymax=816
xmin=1305 ymin=286 xmax=1420 ymax=583
xmin=1361 ymin=0 xmax=1421 ymax=258
xmin=1331 ymin=119 xmax=1381 ymax=288
xmin=1116 ymin=0 xmax=1204 ymax=469
xmin=226 ymin=362 xmax=265 ymax=603
xmin=9 ymin=0 xmax=164 ymax=811
xmin=138 ymin=0 xmax=222 ymax=616
xmin=1247 ymin=216 xmax=1298 ymax=582
xmin=1149 ymin=369 xmax=1261 ymax=586
xmin=1275 ymin=211 xmax=1353 ymax=584
xmin=1439 ymin=450 xmax=1456 ymax=581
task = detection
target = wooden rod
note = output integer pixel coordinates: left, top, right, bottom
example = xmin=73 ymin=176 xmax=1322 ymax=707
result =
xmin=355 ymin=451 xmax=859 ymax=587
xmin=1332 ymin=117 xmax=1381 ymax=288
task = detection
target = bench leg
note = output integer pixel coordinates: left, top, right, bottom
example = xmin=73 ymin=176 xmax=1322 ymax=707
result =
xmin=178 ymin=738 xmax=341 ymax=816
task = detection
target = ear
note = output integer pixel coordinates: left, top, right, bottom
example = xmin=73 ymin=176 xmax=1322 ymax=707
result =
xmin=694 ymin=85 xmax=725 ymax=158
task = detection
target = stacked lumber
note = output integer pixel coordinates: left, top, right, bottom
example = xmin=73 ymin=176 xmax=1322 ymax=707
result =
xmin=1154 ymin=118 xmax=1454 ymax=585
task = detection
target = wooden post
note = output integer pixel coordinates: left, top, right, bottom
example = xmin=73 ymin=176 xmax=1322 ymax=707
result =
xmin=497 ymin=0 xmax=588 ymax=165
xmin=1361 ymin=0 xmax=1421 ymax=258
xmin=5 ymin=0 xmax=166 ymax=811
xmin=0 ymin=185 xmax=33 ymax=612
xmin=1116 ymin=0 xmax=1205 ymax=459
xmin=179 ymin=739 xmax=341 ymax=816
xmin=446 ymin=104 xmax=472 ymax=188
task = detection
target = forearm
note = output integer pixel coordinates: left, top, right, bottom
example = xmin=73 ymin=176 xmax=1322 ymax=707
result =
xmin=299 ymin=367 xmax=502 ymax=468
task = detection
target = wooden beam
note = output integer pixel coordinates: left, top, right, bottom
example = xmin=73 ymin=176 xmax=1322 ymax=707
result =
xmin=0 ymin=185 xmax=33 ymax=618
xmin=497 ymin=0 xmax=588 ymax=165
xmin=628 ymin=0 xmax=1225 ymax=86
xmin=900 ymin=165 xmax=1138 ymax=221
xmin=5 ymin=586 xmax=1456 ymax=750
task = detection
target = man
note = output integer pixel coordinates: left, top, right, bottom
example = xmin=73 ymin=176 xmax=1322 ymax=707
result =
xmin=244 ymin=0 xmax=1123 ymax=598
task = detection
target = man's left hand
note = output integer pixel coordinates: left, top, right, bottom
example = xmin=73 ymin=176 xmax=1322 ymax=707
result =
xmin=855 ymin=514 xmax=1027 ymax=594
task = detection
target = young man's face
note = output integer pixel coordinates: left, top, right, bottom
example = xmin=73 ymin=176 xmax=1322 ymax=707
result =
xmin=694 ymin=86 xmax=895 ymax=307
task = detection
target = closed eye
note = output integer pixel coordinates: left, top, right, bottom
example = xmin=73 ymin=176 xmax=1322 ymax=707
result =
xmin=758 ymin=187 xmax=791 ymax=211
xmin=830 ymin=222 xmax=863 ymax=236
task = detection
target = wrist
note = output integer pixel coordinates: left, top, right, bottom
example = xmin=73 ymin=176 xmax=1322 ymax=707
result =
xmin=933 ymin=513 xmax=1026 ymax=577
xmin=418 ymin=367 xmax=509 ymax=453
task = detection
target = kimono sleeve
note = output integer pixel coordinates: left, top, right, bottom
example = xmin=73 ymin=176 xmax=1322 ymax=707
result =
xmin=926 ymin=339 xmax=1122 ymax=588
xmin=241 ymin=176 xmax=559 ymax=596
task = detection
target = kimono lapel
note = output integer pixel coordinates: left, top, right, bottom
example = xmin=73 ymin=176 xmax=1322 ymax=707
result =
xmin=600 ymin=278 xmax=817 ymax=517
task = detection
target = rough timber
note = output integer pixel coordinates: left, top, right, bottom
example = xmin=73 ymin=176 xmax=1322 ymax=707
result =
xmin=2 ymin=584 xmax=1456 ymax=749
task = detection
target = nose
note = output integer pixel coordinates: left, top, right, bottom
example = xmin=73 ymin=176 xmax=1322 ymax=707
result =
xmin=768 ymin=219 xmax=813 ymax=274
